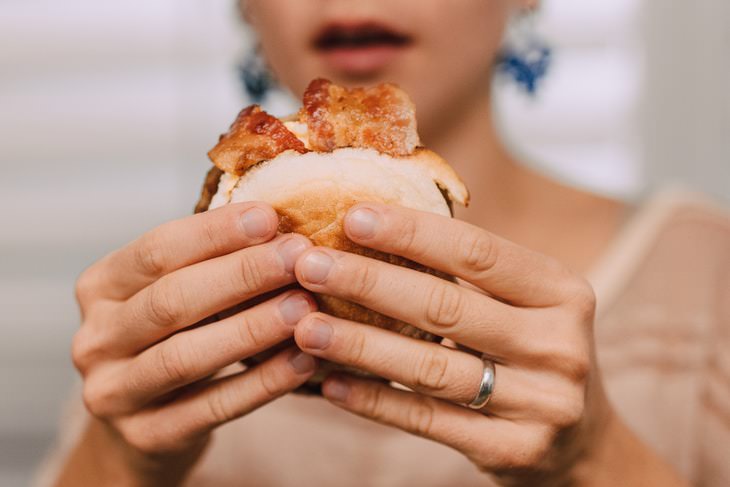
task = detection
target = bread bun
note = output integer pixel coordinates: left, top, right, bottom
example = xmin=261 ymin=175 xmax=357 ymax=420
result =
xmin=196 ymin=79 xmax=468 ymax=391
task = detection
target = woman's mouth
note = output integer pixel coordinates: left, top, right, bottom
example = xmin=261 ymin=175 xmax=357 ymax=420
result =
xmin=312 ymin=22 xmax=413 ymax=75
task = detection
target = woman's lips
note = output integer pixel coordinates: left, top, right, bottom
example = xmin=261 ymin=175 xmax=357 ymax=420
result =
xmin=312 ymin=22 xmax=412 ymax=74
xmin=318 ymin=45 xmax=406 ymax=74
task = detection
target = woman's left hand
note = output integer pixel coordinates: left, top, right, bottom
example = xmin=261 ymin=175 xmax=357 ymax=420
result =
xmin=292 ymin=202 xmax=610 ymax=482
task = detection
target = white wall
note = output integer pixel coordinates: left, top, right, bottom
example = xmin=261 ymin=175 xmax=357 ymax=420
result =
xmin=641 ymin=0 xmax=730 ymax=203
xmin=0 ymin=0 xmax=727 ymax=484
xmin=0 ymin=1 xmax=246 ymax=484
xmin=495 ymin=0 xmax=646 ymax=199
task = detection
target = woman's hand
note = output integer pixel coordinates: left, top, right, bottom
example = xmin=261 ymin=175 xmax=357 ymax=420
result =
xmin=291 ymin=202 xmax=608 ymax=484
xmin=66 ymin=202 xmax=318 ymax=485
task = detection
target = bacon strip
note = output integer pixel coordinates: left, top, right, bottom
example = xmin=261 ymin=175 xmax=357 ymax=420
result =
xmin=301 ymin=78 xmax=421 ymax=157
xmin=208 ymin=105 xmax=308 ymax=175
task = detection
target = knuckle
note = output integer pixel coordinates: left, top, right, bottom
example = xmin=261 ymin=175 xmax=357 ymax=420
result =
xmin=200 ymin=215 xmax=228 ymax=255
xmin=458 ymin=230 xmax=497 ymax=275
xmin=157 ymin=337 xmax=193 ymax=384
xmin=413 ymin=351 xmax=450 ymax=392
xmin=361 ymin=384 xmax=387 ymax=420
xmin=134 ymin=234 xmax=167 ymax=277
xmin=567 ymin=349 xmax=591 ymax=384
xmin=81 ymin=383 xmax=100 ymax=417
xmin=127 ymin=436 xmax=160 ymax=456
xmin=204 ymin=388 xmax=236 ymax=425
xmin=74 ymin=267 xmax=99 ymax=308
xmin=425 ymin=283 xmax=464 ymax=329
xmin=238 ymin=253 xmax=266 ymax=291
xmin=71 ymin=325 xmax=108 ymax=375
xmin=527 ymin=429 xmax=557 ymax=466
xmin=119 ymin=423 xmax=168 ymax=456
xmin=257 ymin=362 xmax=285 ymax=398
xmin=405 ymin=400 xmax=436 ymax=437
xmin=532 ymin=311 xmax=592 ymax=384
xmin=393 ymin=215 xmax=418 ymax=254
xmin=540 ymin=341 xmax=591 ymax=385
xmin=237 ymin=315 xmax=267 ymax=350
xmin=145 ymin=281 xmax=183 ymax=327
xmin=553 ymin=393 xmax=586 ymax=429
xmin=347 ymin=261 xmax=378 ymax=300
xmin=71 ymin=329 xmax=94 ymax=374
xmin=565 ymin=277 xmax=597 ymax=319
xmin=506 ymin=433 xmax=554 ymax=471
xmin=343 ymin=328 xmax=368 ymax=366
xmin=82 ymin=379 xmax=113 ymax=418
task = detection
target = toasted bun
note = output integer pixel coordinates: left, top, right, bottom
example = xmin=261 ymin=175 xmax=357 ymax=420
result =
xmin=196 ymin=79 xmax=468 ymax=391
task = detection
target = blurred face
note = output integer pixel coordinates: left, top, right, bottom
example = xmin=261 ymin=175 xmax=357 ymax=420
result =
xmin=245 ymin=0 xmax=526 ymax=141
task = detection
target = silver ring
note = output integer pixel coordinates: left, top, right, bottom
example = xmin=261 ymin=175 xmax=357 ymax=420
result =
xmin=467 ymin=357 xmax=495 ymax=410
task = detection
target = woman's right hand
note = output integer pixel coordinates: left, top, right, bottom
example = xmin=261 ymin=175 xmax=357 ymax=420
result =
xmin=67 ymin=202 xmax=318 ymax=485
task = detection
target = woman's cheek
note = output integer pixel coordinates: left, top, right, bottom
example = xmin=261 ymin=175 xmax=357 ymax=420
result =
xmin=246 ymin=0 xmax=320 ymax=96
xmin=391 ymin=1 xmax=509 ymax=138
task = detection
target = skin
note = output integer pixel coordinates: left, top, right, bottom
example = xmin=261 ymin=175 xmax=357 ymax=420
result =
xmin=57 ymin=0 xmax=687 ymax=485
xmin=244 ymin=0 xmax=626 ymax=273
xmin=296 ymin=204 xmax=686 ymax=485
xmin=59 ymin=203 xmax=320 ymax=486
xmin=246 ymin=0 xmax=512 ymax=145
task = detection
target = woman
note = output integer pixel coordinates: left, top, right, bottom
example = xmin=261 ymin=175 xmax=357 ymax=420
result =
xmin=43 ymin=0 xmax=729 ymax=485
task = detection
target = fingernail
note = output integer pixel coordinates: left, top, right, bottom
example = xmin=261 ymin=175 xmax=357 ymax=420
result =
xmin=300 ymin=251 xmax=334 ymax=283
xmin=279 ymin=294 xmax=312 ymax=327
xmin=301 ymin=318 xmax=333 ymax=350
xmin=289 ymin=351 xmax=316 ymax=374
xmin=324 ymin=378 xmax=350 ymax=403
xmin=241 ymin=207 xmax=271 ymax=238
xmin=347 ymin=207 xmax=379 ymax=239
xmin=277 ymin=238 xmax=308 ymax=273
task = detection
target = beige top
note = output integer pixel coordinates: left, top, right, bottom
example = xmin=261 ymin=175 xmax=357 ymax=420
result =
xmin=35 ymin=189 xmax=730 ymax=486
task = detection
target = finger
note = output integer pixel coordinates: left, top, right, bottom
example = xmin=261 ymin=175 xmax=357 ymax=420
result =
xmin=110 ymin=233 xmax=312 ymax=355
xmin=295 ymin=312 xmax=529 ymax=412
xmin=87 ymin=291 xmax=316 ymax=416
xmin=343 ymin=203 xmax=580 ymax=306
xmin=78 ymin=202 xmax=279 ymax=302
xmin=114 ymin=348 xmax=317 ymax=455
xmin=320 ymin=376 xmax=553 ymax=472
xmin=295 ymin=247 xmax=533 ymax=354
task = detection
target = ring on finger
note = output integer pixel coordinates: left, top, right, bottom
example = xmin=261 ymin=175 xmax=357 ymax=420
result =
xmin=467 ymin=356 xmax=495 ymax=410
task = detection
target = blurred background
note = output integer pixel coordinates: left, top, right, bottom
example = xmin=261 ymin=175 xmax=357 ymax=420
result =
xmin=0 ymin=0 xmax=728 ymax=484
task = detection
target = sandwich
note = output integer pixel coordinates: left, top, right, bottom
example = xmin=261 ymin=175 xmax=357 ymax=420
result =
xmin=196 ymin=78 xmax=469 ymax=390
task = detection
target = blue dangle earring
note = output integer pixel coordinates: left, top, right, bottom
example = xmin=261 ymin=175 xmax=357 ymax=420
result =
xmin=238 ymin=43 xmax=276 ymax=103
xmin=497 ymin=7 xmax=552 ymax=96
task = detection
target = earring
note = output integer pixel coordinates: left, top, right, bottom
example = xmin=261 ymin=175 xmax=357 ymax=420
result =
xmin=497 ymin=8 xmax=552 ymax=96
xmin=238 ymin=43 xmax=276 ymax=103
